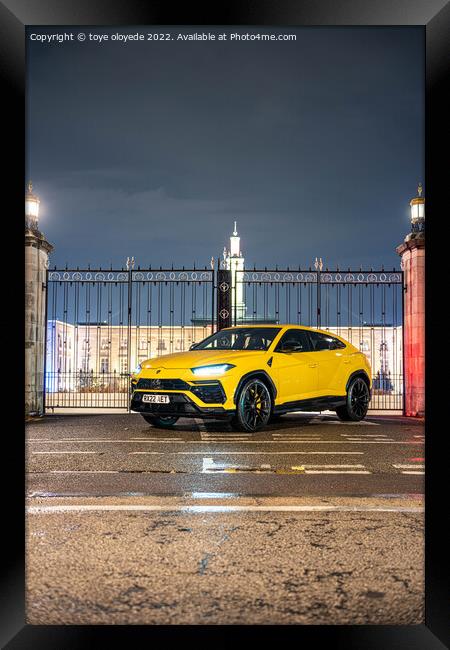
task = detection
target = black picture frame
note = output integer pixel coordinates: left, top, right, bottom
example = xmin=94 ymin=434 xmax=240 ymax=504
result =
xmin=1 ymin=0 xmax=448 ymax=647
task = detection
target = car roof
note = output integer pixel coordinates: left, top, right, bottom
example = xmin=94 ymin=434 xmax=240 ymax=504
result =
xmin=222 ymin=324 xmax=329 ymax=333
xmin=221 ymin=324 xmax=349 ymax=341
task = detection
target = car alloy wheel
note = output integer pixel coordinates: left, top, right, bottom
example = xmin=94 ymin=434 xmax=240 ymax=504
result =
xmin=336 ymin=376 xmax=370 ymax=421
xmin=349 ymin=377 xmax=370 ymax=419
xmin=235 ymin=378 xmax=272 ymax=432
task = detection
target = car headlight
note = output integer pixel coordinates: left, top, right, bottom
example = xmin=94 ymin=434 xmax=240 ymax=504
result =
xmin=132 ymin=363 xmax=142 ymax=375
xmin=191 ymin=364 xmax=235 ymax=376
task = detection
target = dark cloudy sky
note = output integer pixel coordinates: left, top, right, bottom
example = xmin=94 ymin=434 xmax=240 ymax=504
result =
xmin=26 ymin=26 xmax=424 ymax=271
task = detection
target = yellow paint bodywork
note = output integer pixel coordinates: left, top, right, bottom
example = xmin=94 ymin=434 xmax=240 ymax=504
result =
xmin=131 ymin=325 xmax=372 ymax=412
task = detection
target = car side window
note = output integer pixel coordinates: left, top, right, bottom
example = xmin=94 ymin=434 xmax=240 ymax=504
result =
xmin=309 ymin=331 xmax=346 ymax=351
xmin=275 ymin=329 xmax=312 ymax=353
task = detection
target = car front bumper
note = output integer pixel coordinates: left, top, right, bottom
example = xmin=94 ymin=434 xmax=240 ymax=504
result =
xmin=130 ymin=391 xmax=235 ymax=419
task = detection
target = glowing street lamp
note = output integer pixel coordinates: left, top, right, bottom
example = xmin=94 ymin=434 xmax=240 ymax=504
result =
xmin=25 ymin=181 xmax=40 ymax=230
xmin=409 ymin=183 xmax=425 ymax=233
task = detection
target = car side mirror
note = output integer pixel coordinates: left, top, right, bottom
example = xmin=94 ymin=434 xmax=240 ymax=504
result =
xmin=189 ymin=343 xmax=197 ymax=350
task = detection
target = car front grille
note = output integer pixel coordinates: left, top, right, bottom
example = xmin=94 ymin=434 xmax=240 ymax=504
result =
xmin=136 ymin=378 xmax=190 ymax=390
xmin=135 ymin=378 xmax=226 ymax=404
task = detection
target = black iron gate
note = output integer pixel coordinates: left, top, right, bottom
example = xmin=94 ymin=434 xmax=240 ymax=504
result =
xmin=44 ymin=264 xmax=215 ymax=410
xmin=217 ymin=260 xmax=404 ymax=411
xmin=44 ymin=259 xmax=403 ymax=412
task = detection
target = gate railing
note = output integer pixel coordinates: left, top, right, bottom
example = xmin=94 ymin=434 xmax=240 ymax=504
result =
xmin=44 ymin=266 xmax=215 ymax=410
xmin=224 ymin=264 xmax=404 ymax=411
xmin=44 ymin=261 xmax=404 ymax=412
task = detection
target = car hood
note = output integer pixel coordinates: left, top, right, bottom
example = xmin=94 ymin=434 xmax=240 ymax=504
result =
xmin=141 ymin=349 xmax=267 ymax=370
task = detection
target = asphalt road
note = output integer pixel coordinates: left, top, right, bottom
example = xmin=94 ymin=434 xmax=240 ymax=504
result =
xmin=26 ymin=412 xmax=425 ymax=625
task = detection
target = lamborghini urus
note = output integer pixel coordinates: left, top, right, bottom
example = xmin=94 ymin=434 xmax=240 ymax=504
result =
xmin=130 ymin=325 xmax=372 ymax=432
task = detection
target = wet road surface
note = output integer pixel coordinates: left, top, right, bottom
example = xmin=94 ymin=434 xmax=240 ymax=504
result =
xmin=26 ymin=412 xmax=424 ymax=624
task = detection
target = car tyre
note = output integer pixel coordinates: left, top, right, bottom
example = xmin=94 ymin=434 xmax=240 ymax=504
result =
xmin=141 ymin=414 xmax=179 ymax=428
xmin=231 ymin=378 xmax=272 ymax=432
xmin=335 ymin=376 xmax=370 ymax=422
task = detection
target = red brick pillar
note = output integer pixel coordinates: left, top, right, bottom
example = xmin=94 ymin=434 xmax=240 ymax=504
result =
xmin=396 ymin=233 xmax=425 ymax=417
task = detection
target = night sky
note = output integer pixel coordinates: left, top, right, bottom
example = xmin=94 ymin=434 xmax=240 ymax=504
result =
xmin=26 ymin=26 xmax=424 ymax=271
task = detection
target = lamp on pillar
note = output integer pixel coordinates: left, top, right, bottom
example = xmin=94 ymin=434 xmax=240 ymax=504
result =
xmin=409 ymin=182 xmax=425 ymax=235
xmin=25 ymin=181 xmax=40 ymax=231
xmin=25 ymin=181 xmax=54 ymax=416
xmin=396 ymin=183 xmax=425 ymax=418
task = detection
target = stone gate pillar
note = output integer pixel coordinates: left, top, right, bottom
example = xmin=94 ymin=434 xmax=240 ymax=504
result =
xmin=396 ymin=184 xmax=425 ymax=417
xmin=25 ymin=182 xmax=53 ymax=415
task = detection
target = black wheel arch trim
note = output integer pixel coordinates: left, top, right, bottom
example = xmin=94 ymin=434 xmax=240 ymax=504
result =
xmin=233 ymin=370 xmax=277 ymax=404
xmin=346 ymin=370 xmax=371 ymax=394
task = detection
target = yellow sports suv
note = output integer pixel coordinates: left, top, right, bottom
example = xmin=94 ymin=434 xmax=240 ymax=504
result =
xmin=130 ymin=325 xmax=372 ymax=432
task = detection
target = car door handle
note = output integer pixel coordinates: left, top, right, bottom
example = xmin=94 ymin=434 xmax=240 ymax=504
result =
xmin=343 ymin=359 xmax=351 ymax=364
xmin=308 ymin=363 xmax=318 ymax=368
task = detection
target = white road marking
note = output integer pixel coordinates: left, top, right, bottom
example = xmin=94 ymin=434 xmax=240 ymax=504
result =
xmin=347 ymin=438 xmax=393 ymax=442
xmin=341 ymin=434 xmax=390 ymax=439
xmin=176 ymin=451 xmax=364 ymax=455
xmin=128 ymin=450 xmax=364 ymax=456
xmin=401 ymin=471 xmax=425 ymax=475
xmin=203 ymin=462 xmax=367 ymax=471
xmin=297 ymin=464 xmax=366 ymax=468
xmin=45 ymin=470 xmax=119 ymax=474
xmin=273 ymin=433 xmax=321 ymax=436
xmin=201 ymin=431 xmax=250 ymax=435
xmin=201 ymin=438 xmax=252 ymax=442
xmin=160 ymin=440 xmax=420 ymax=445
xmin=28 ymin=439 xmax=419 ymax=446
xmin=413 ymin=435 xmax=424 ymax=439
xmin=342 ymin=433 xmax=389 ymax=437
xmin=308 ymin=420 xmax=379 ymax=426
xmin=127 ymin=451 xmax=161 ymax=454
xmin=27 ymin=504 xmax=423 ymax=514
xmin=273 ymin=433 xmax=322 ymax=440
xmin=304 ymin=470 xmax=371 ymax=474
xmin=31 ymin=451 xmax=98 ymax=455
xmin=132 ymin=438 xmax=184 ymax=441
xmin=393 ymin=464 xmax=425 ymax=469
xmin=29 ymin=439 xmax=184 ymax=443
xmin=29 ymin=465 xmax=423 ymax=476
xmin=201 ymin=433 xmax=252 ymax=436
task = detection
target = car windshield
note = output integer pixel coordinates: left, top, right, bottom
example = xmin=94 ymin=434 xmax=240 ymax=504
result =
xmin=192 ymin=327 xmax=281 ymax=351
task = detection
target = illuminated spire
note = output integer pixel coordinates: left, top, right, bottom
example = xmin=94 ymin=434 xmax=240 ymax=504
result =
xmin=224 ymin=222 xmax=246 ymax=321
xmin=230 ymin=221 xmax=240 ymax=257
